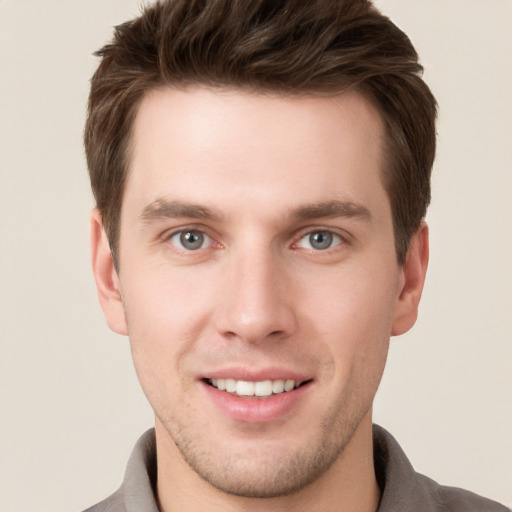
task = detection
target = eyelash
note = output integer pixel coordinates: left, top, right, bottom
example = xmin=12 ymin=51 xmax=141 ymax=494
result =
xmin=293 ymin=229 xmax=345 ymax=251
xmin=164 ymin=226 xmax=218 ymax=253
xmin=163 ymin=226 xmax=348 ymax=254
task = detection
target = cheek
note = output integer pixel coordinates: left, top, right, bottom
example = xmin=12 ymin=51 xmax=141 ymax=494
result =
xmin=300 ymin=266 xmax=397 ymax=382
xmin=303 ymin=263 xmax=399 ymax=337
xmin=121 ymin=258 xmax=218 ymax=335
xmin=120 ymin=271 xmax=211 ymax=401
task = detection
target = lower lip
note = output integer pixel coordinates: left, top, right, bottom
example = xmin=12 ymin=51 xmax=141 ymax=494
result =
xmin=200 ymin=381 xmax=311 ymax=423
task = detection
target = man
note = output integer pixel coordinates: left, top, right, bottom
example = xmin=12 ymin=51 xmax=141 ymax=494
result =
xmin=83 ymin=1 xmax=508 ymax=511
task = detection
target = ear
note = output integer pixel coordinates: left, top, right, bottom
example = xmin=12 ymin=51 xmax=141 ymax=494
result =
xmin=391 ymin=222 xmax=429 ymax=336
xmin=90 ymin=209 xmax=128 ymax=335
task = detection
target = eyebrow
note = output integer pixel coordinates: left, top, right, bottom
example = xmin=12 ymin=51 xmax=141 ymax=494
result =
xmin=140 ymin=199 xmax=223 ymax=223
xmin=290 ymin=200 xmax=372 ymax=223
xmin=139 ymin=198 xmax=371 ymax=225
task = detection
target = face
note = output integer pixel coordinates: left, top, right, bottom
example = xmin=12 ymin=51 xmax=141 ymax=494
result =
xmin=92 ymin=87 xmax=427 ymax=499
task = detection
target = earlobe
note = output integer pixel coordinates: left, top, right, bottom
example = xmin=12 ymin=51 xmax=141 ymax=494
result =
xmin=90 ymin=209 xmax=128 ymax=336
xmin=391 ymin=222 xmax=429 ymax=336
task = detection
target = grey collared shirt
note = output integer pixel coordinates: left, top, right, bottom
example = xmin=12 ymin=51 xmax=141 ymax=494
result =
xmin=83 ymin=425 xmax=509 ymax=512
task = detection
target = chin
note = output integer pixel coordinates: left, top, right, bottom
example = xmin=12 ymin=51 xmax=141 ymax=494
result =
xmin=162 ymin=410 xmax=363 ymax=499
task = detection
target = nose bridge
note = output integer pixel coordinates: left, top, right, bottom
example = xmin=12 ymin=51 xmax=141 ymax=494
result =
xmin=215 ymin=242 xmax=296 ymax=343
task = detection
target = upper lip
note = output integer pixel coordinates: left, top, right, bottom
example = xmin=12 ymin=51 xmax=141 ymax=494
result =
xmin=200 ymin=367 xmax=312 ymax=383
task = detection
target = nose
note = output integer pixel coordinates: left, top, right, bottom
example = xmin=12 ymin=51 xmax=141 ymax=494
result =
xmin=213 ymin=247 xmax=297 ymax=344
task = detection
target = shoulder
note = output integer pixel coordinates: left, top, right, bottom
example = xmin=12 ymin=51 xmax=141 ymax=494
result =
xmin=416 ymin=473 xmax=510 ymax=512
xmin=81 ymin=429 xmax=158 ymax=512
xmin=81 ymin=488 xmax=126 ymax=512
xmin=373 ymin=424 xmax=509 ymax=512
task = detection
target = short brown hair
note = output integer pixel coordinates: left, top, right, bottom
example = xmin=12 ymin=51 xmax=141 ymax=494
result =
xmin=84 ymin=0 xmax=437 ymax=265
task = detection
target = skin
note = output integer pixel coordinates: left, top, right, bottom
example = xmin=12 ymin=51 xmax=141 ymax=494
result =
xmin=91 ymin=87 xmax=428 ymax=512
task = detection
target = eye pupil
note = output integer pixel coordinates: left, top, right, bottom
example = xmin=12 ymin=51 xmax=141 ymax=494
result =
xmin=180 ymin=230 xmax=204 ymax=250
xmin=309 ymin=231 xmax=333 ymax=250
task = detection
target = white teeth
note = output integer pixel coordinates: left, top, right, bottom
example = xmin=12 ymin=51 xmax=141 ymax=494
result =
xmin=236 ymin=381 xmax=255 ymax=396
xmin=284 ymin=379 xmax=295 ymax=392
xmin=225 ymin=379 xmax=236 ymax=393
xmin=255 ymin=380 xmax=273 ymax=397
xmin=272 ymin=380 xmax=285 ymax=393
xmin=209 ymin=378 xmax=302 ymax=397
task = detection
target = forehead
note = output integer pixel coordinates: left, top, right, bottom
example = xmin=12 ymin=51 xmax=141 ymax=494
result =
xmin=125 ymin=86 xmax=388 ymax=221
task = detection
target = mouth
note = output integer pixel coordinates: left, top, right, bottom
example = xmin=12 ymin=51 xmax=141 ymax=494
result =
xmin=201 ymin=374 xmax=313 ymax=422
xmin=205 ymin=378 xmax=309 ymax=398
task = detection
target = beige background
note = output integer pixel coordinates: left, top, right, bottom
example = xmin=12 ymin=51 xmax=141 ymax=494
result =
xmin=0 ymin=1 xmax=511 ymax=510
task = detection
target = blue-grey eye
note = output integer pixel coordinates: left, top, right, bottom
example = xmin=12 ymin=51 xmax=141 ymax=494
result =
xmin=169 ymin=230 xmax=211 ymax=251
xmin=298 ymin=231 xmax=342 ymax=250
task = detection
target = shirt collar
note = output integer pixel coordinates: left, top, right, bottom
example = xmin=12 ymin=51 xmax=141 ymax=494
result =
xmin=122 ymin=429 xmax=159 ymax=512
xmin=120 ymin=425 xmax=439 ymax=512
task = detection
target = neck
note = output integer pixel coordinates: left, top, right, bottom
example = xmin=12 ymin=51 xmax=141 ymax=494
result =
xmin=155 ymin=412 xmax=380 ymax=512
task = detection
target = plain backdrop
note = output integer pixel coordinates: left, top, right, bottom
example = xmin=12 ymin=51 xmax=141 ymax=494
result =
xmin=0 ymin=1 xmax=511 ymax=511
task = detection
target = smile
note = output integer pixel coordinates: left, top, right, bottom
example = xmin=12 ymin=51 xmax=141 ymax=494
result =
xmin=208 ymin=378 xmax=303 ymax=397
